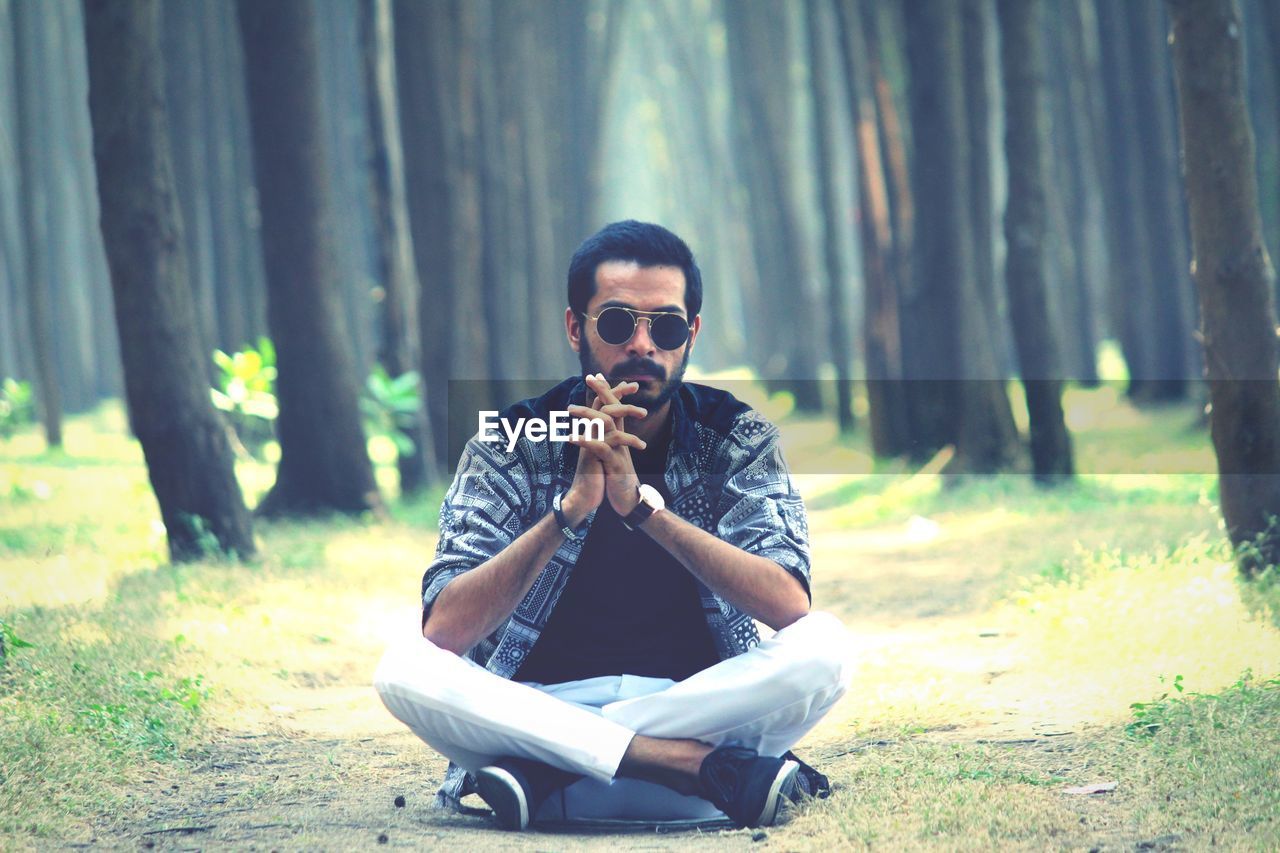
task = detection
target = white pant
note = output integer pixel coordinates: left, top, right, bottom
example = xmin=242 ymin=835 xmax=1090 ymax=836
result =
xmin=374 ymin=611 xmax=854 ymax=822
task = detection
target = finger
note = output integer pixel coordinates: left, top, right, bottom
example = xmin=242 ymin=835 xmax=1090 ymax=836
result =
xmin=599 ymin=402 xmax=647 ymax=421
xmin=569 ymin=430 xmax=647 ymax=452
xmin=585 ymin=373 xmax=637 ymax=407
xmin=603 ymin=430 xmax=647 ymax=451
xmin=608 ymin=380 xmax=638 ymax=403
xmin=570 ymin=438 xmax=610 ymax=461
xmin=567 ymin=403 xmax=617 ymax=430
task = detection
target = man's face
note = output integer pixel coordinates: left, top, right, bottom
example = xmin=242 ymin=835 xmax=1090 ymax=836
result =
xmin=566 ymin=260 xmax=701 ymax=411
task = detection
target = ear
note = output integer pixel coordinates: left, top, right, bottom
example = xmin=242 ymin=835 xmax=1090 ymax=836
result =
xmin=686 ymin=314 xmax=702 ymax=354
xmin=565 ymin=307 xmax=582 ymax=354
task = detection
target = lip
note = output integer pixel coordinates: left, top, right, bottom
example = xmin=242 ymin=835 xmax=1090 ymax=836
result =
xmin=617 ymin=374 xmax=659 ymax=381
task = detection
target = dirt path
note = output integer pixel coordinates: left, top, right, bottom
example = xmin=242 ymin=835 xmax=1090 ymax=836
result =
xmin=97 ymin=509 xmax=1124 ymax=850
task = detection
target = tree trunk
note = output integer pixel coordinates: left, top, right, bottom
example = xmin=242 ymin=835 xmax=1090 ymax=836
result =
xmin=1095 ymin=0 xmax=1163 ymax=398
xmin=903 ymin=0 xmax=1018 ymax=471
xmin=724 ymin=0 xmax=825 ymax=411
xmin=200 ymin=0 xmax=246 ymax=353
xmin=1249 ymin=0 xmax=1280 ymax=309
xmin=13 ymin=0 xmax=63 ymax=446
xmin=511 ymin=1 xmax=565 ymax=376
xmin=1128 ymin=0 xmax=1197 ymax=398
xmin=839 ymin=0 xmax=912 ymax=456
xmin=997 ymin=0 xmax=1074 ymax=484
xmin=46 ymin=0 xmax=98 ymax=415
xmin=161 ymin=1 xmax=218 ymax=372
xmin=806 ymin=0 xmax=855 ymax=434
xmin=863 ymin=0 xmax=915 ymax=320
xmin=394 ymin=0 xmax=455 ymax=479
xmin=359 ymin=0 xmax=434 ymax=495
xmin=236 ymin=0 xmax=381 ymax=517
xmin=83 ymin=0 xmax=256 ymax=561
xmin=1167 ymin=0 xmax=1280 ymax=574
xmin=217 ymin=0 xmax=270 ymax=348
xmin=1046 ymin=0 xmax=1102 ymax=385
xmin=962 ymin=0 xmax=1007 ymax=372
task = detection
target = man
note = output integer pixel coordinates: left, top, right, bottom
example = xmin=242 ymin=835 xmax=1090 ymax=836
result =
xmin=375 ymin=221 xmax=852 ymax=831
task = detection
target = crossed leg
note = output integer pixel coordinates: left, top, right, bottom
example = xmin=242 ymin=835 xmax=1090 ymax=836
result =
xmin=373 ymin=611 xmax=855 ymax=821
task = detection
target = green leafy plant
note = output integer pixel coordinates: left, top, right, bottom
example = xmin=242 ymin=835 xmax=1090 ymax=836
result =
xmin=211 ymin=338 xmax=278 ymax=458
xmin=1127 ymin=673 xmax=1186 ymax=737
xmin=0 ymin=617 xmax=36 ymax=662
xmin=1126 ymin=670 xmax=1280 ymax=738
xmin=76 ymin=669 xmax=209 ymax=758
xmin=176 ymin=512 xmax=234 ymax=562
xmin=361 ymin=365 xmax=422 ymax=458
xmin=0 ymin=378 xmax=33 ymax=440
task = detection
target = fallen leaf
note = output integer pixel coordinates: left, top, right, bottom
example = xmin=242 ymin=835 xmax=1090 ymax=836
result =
xmin=1063 ymin=781 xmax=1118 ymax=795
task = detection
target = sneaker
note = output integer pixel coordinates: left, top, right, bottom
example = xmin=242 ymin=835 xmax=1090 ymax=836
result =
xmin=473 ymin=757 xmax=581 ymax=831
xmin=698 ymin=746 xmax=801 ymax=828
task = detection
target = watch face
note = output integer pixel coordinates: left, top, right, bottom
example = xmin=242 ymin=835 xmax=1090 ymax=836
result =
xmin=638 ymin=483 xmax=665 ymax=511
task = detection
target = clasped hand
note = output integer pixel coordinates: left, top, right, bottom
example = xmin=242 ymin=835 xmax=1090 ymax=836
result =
xmin=560 ymin=373 xmax=649 ymax=524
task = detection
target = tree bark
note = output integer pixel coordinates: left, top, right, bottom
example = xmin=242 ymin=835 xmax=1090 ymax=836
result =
xmin=1167 ymin=0 xmax=1280 ymax=574
xmin=359 ymin=0 xmax=434 ymax=495
xmin=199 ymin=0 xmax=245 ymax=353
xmin=394 ymin=0 xmax=452 ymax=475
xmin=806 ymin=0 xmax=855 ymax=434
xmin=724 ymin=0 xmax=824 ymax=410
xmin=840 ymin=0 xmax=912 ymax=456
xmin=1095 ymin=0 xmax=1163 ymax=398
xmin=1249 ymin=0 xmax=1280 ymax=309
xmin=13 ymin=0 xmax=63 ymax=446
xmin=83 ymin=0 xmax=256 ymax=561
xmin=962 ymin=0 xmax=1007 ymax=372
xmin=1127 ymin=0 xmax=1198 ymax=397
xmin=1046 ymin=0 xmax=1102 ymax=385
xmin=997 ymin=0 xmax=1074 ymax=483
xmin=161 ymin=1 xmax=218 ymax=370
xmin=236 ymin=0 xmax=382 ymax=517
xmin=903 ymin=0 xmax=1018 ymax=471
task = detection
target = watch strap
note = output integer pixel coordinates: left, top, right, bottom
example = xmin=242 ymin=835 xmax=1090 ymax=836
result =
xmin=621 ymin=489 xmax=658 ymax=531
xmin=552 ymin=490 xmax=587 ymax=542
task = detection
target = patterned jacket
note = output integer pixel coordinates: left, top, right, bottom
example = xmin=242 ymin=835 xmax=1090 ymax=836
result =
xmin=422 ymin=376 xmax=811 ymax=808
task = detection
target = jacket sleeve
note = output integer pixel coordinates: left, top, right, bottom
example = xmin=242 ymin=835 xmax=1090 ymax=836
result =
xmin=421 ymin=435 xmax=530 ymax=624
xmin=713 ymin=412 xmax=812 ymax=601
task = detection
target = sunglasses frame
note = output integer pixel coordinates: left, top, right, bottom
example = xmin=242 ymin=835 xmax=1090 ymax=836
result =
xmin=585 ymin=306 xmax=693 ymax=351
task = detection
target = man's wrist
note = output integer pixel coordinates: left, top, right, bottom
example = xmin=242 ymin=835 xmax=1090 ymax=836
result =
xmin=621 ymin=482 xmax=664 ymax=531
xmin=559 ymin=489 xmax=591 ymax=529
xmin=617 ymin=482 xmax=642 ymax=517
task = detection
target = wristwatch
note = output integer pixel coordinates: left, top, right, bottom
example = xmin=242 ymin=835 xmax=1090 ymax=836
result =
xmin=552 ymin=489 xmax=589 ymax=542
xmin=621 ymin=483 xmax=665 ymax=531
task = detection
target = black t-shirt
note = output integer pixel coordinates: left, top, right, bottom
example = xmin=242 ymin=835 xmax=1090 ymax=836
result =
xmin=513 ymin=419 xmax=720 ymax=684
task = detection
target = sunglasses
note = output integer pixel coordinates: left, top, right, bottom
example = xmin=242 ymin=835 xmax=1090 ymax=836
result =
xmin=586 ymin=306 xmax=692 ymax=351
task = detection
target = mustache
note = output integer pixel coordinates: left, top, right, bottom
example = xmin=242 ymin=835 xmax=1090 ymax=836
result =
xmin=609 ymin=360 xmax=666 ymax=381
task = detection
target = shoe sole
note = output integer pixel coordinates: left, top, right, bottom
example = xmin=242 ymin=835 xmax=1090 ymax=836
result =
xmin=753 ymin=760 xmax=801 ymax=827
xmin=474 ymin=766 xmax=529 ymax=831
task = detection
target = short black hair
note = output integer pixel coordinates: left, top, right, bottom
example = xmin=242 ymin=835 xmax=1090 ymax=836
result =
xmin=566 ymin=220 xmax=703 ymax=320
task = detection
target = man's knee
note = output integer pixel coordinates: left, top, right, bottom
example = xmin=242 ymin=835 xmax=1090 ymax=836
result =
xmin=774 ymin=610 xmax=855 ymax=698
xmin=372 ymin=632 xmax=458 ymax=707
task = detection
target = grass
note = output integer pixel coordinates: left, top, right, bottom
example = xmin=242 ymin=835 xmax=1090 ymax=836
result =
xmin=2 ymin=387 xmax=1279 ymax=848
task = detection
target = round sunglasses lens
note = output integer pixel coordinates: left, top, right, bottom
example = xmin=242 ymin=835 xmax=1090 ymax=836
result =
xmin=651 ymin=314 xmax=690 ymax=350
xmin=595 ymin=308 xmax=635 ymax=344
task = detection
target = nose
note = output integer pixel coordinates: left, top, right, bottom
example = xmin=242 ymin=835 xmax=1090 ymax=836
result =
xmin=626 ymin=317 xmax=657 ymax=356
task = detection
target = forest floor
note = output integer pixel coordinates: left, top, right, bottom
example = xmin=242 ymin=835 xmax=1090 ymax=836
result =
xmin=3 ymin=388 xmax=1280 ymax=850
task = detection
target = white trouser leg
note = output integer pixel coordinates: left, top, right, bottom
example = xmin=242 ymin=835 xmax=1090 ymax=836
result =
xmin=541 ymin=611 xmax=857 ymax=822
xmin=374 ymin=611 xmax=855 ymax=822
xmin=372 ymin=627 xmax=634 ymax=784
xmin=600 ymin=610 xmax=855 ymax=756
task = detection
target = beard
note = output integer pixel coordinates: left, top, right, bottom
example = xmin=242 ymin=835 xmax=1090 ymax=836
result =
xmin=577 ymin=339 xmax=691 ymax=410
